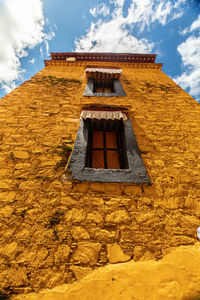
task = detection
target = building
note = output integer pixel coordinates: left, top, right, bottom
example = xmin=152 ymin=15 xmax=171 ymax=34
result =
xmin=0 ymin=52 xmax=200 ymax=296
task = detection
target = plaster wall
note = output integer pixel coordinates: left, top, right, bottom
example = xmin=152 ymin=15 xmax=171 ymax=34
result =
xmin=0 ymin=60 xmax=200 ymax=295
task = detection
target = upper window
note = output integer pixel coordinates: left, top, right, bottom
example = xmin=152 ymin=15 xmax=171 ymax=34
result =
xmin=83 ymin=68 xmax=126 ymax=97
xmin=93 ymin=79 xmax=115 ymax=94
xmin=67 ymin=109 xmax=150 ymax=184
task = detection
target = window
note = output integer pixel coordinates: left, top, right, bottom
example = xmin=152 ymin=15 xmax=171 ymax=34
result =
xmin=83 ymin=68 xmax=126 ymax=97
xmin=86 ymin=119 xmax=128 ymax=169
xmin=93 ymin=79 xmax=115 ymax=94
xmin=67 ymin=109 xmax=150 ymax=184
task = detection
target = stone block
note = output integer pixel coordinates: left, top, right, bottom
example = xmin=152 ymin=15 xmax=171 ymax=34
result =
xmin=123 ymin=186 xmax=143 ymax=196
xmin=54 ymin=245 xmax=71 ymax=263
xmin=107 ymin=243 xmax=131 ymax=263
xmin=0 ymin=191 xmax=16 ymax=202
xmin=105 ymin=210 xmax=130 ymax=224
xmin=0 ymin=179 xmax=12 ymax=189
xmin=0 ymin=168 xmax=10 ymax=176
xmin=19 ymin=180 xmax=39 ymax=190
xmin=81 ymin=196 xmax=104 ymax=206
xmin=143 ymin=185 xmax=156 ymax=196
xmin=13 ymin=150 xmax=29 ymax=159
xmin=70 ymin=266 xmax=92 ymax=280
xmin=15 ymin=163 xmax=31 ymax=170
xmin=90 ymin=228 xmax=116 ymax=243
xmin=5 ymin=266 xmax=28 ymax=287
xmin=135 ymin=211 xmax=160 ymax=226
xmin=154 ymin=159 xmax=165 ymax=167
xmin=90 ymin=183 xmax=105 ymax=193
xmin=0 ymin=206 xmax=13 ymax=218
xmin=71 ymin=227 xmax=90 ymax=240
xmin=73 ymin=183 xmax=89 ymax=193
xmin=71 ymin=242 xmax=101 ymax=266
xmin=49 ymin=180 xmax=63 ymax=191
xmin=1 ymin=242 xmax=18 ymax=259
xmin=32 ymin=247 xmax=49 ymax=268
xmin=86 ymin=211 xmax=104 ymax=226
xmin=65 ymin=208 xmax=87 ymax=224
xmin=103 ymin=183 xmax=120 ymax=193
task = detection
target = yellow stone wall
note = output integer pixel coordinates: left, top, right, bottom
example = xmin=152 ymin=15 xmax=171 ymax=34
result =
xmin=12 ymin=243 xmax=200 ymax=300
xmin=0 ymin=60 xmax=200 ymax=295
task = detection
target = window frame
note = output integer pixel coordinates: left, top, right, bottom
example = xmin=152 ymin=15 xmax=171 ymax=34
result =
xmin=67 ymin=118 xmax=150 ymax=184
xmin=83 ymin=78 xmax=126 ymax=97
xmin=86 ymin=119 xmax=128 ymax=169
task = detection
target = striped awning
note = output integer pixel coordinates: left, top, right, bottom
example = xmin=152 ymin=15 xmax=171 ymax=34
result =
xmin=85 ymin=68 xmax=122 ymax=74
xmin=80 ymin=110 xmax=127 ymax=121
xmin=85 ymin=68 xmax=122 ymax=79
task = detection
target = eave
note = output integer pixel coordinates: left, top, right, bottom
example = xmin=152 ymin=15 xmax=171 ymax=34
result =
xmin=50 ymin=52 xmax=157 ymax=63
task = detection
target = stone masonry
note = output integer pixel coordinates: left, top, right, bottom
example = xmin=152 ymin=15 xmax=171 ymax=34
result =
xmin=0 ymin=57 xmax=200 ymax=296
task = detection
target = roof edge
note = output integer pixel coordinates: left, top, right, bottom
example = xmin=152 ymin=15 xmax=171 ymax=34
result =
xmin=50 ymin=52 xmax=157 ymax=63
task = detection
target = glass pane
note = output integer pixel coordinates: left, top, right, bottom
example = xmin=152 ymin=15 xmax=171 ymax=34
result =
xmin=107 ymin=150 xmax=120 ymax=169
xmin=96 ymin=87 xmax=104 ymax=93
xmin=92 ymin=150 xmax=104 ymax=168
xmin=106 ymin=131 xmax=117 ymax=149
xmin=104 ymin=88 xmax=111 ymax=93
xmin=93 ymin=131 xmax=103 ymax=148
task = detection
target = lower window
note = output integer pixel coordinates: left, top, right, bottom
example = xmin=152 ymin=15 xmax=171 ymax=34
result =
xmin=86 ymin=119 xmax=128 ymax=169
xmin=67 ymin=115 xmax=150 ymax=184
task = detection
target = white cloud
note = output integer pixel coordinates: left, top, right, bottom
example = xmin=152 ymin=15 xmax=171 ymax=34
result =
xmin=181 ymin=14 xmax=200 ymax=35
xmin=0 ymin=0 xmax=54 ymax=94
xmin=190 ymin=15 xmax=200 ymax=31
xmin=126 ymin=0 xmax=185 ymax=30
xmin=29 ymin=58 xmax=35 ymax=64
xmin=75 ymin=0 xmax=186 ymax=53
xmin=40 ymin=46 xmax=44 ymax=57
xmin=152 ymin=2 xmax=172 ymax=25
xmin=109 ymin=0 xmax=125 ymax=7
xmin=174 ymin=15 xmax=200 ymax=101
xmin=75 ymin=18 xmax=154 ymax=53
xmin=174 ymin=35 xmax=200 ymax=101
xmin=174 ymin=0 xmax=186 ymax=8
xmin=90 ymin=3 xmax=110 ymax=17
xmin=1 ymin=81 xmax=17 ymax=94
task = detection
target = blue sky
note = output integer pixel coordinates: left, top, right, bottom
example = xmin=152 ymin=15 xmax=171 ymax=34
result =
xmin=0 ymin=0 xmax=200 ymax=101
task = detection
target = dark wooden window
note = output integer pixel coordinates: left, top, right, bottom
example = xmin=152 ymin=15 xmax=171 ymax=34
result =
xmin=67 ymin=118 xmax=150 ymax=183
xmin=83 ymin=78 xmax=126 ymax=97
xmin=86 ymin=119 xmax=128 ymax=169
xmin=93 ymin=79 xmax=115 ymax=94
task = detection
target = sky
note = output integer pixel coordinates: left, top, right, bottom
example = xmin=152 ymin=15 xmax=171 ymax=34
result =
xmin=0 ymin=0 xmax=200 ymax=102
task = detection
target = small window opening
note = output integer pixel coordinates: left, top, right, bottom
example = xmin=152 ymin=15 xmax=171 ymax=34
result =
xmin=93 ymin=79 xmax=115 ymax=94
xmin=86 ymin=119 xmax=128 ymax=169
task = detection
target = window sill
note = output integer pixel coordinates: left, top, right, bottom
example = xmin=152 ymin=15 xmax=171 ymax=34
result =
xmin=69 ymin=167 xmax=150 ymax=183
xmin=84 ymin=92 xmax=119 ymax=97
